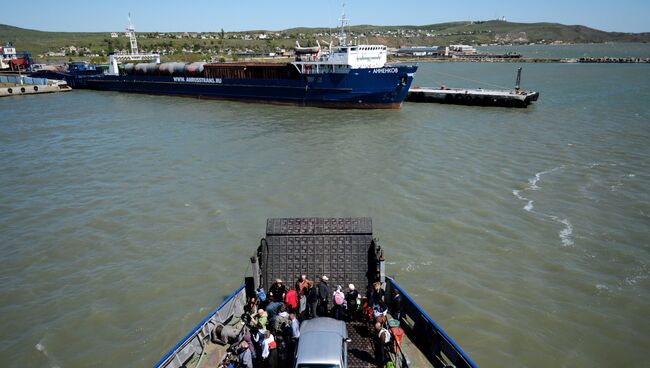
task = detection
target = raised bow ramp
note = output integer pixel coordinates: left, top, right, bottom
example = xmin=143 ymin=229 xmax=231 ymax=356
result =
xmin=258 ymin=217 xmax=380 ymax=294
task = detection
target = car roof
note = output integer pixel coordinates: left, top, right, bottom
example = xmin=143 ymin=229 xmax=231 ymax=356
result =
xmin=295 ymin=332 xmax=342 ymax=365
xmin=295 ymin=318 xmax=347 ymax=366
xmin=300 ymin=317 xmax=347 ymax=337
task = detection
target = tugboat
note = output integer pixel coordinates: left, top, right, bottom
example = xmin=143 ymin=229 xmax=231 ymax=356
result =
xmin=34 ymin=11 xmax=417 ymax=109
xmin=153 ymin=218 xmax=476 ymax=368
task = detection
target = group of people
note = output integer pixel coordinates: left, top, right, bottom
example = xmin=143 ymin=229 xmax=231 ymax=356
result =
xmin=219 ymin=275 xmax=403 ymax=368
xmin=364 ymin=281 xmax=403 ymax=367
xmin=261 ymin=274 xmax=364 ymax=323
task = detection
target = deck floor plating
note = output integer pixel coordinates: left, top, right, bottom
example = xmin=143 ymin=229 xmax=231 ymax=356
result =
xmin=346 ymin=321 xmax=377 ymax=367
xmin=192 ymin=318 xmax=432 ymax=368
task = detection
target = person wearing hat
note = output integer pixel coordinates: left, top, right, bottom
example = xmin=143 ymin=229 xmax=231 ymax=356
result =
xmin=345 ymin=283 xmax=360 ymax=321
xmin=317 ymin=275 xmax=330 ymax=316
xmin=269 ymin=278 xmax=286 ymax=303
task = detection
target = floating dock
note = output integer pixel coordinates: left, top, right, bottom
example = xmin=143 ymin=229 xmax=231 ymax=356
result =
xmin=407 ymin=86 xmax=539 ymax=108
xmin=407 ymin=67 xmax=539 ymax=108
xmin=0 ymin=75 xmax=71 ymax=97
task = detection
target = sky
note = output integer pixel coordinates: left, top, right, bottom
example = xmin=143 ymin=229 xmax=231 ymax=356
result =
xmin=1 ymin=0 xmax=648 ymax=33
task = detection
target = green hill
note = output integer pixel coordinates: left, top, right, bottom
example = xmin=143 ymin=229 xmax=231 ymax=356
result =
xmin=2 ymin=21 xmax=649 ymax=61
xmin=285 ymin=20 xmax=650 ymax=45
xmin=0 ymin=24 xmax=107 ymax=53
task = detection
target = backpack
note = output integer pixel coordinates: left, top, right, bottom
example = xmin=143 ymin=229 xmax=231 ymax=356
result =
xmin=273 ymin=315 xmax=290 ymax=332
xmin=334 ymin=291 xmax=344 ymax=305
xmin=256 ymin=288 xmax=267 ymax=302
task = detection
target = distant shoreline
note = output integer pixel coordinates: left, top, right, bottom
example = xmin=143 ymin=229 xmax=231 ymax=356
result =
xmin=390 ymin=56 xmax=650 ymax=64
xmin=19 ymin=55 xmax=649 ymax=68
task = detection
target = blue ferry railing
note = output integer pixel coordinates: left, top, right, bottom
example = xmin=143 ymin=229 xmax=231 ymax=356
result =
xmin=387 ymin=277 xmax=477 ymax=368
xmin=153 ymin=284 xmax=246 ymax=368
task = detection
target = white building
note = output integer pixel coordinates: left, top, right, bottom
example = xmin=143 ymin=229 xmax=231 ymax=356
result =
xmin=448 ymin=44 xmax=478 ymax=54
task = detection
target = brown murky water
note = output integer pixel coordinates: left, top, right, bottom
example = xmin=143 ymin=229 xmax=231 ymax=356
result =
xmin=1 ymin=59 xmax=649 ymax=367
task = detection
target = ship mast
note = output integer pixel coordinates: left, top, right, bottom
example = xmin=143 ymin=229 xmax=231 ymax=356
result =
xmin=337 ymin=3 xmax=350 ymax=47
xmin=127 ymin=13 xmax=139 ymax=55
xmin=108 ymin=13 xmax=160 ymax=76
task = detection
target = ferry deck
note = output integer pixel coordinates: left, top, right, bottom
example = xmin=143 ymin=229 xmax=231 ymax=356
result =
xmin=154 ymin=218 xmax=476 ymax=368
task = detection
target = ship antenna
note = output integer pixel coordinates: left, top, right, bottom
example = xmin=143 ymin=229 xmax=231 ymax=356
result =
xmin=326 ymin=1 xmax=333 ymax=52
xmin=127 ymin=13 xmax=139 ymax=55
xmin=338 ymin=3 xmax=349 ymax=47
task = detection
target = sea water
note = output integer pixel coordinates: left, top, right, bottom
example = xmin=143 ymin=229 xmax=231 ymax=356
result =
xmin=1 ymin=52 xmax=649 ymax=367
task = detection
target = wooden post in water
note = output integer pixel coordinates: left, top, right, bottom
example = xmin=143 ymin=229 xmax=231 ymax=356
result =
xmin=515 ymin=67 xmax=522 ymax=93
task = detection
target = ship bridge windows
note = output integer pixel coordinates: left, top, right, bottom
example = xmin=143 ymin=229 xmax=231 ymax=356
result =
xmin=357 ymin=46 xmax=386 ymax=51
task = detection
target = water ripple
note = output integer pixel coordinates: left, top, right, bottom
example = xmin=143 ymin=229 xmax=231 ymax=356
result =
xmin=2 ymin=61 xmax=650 ymax=368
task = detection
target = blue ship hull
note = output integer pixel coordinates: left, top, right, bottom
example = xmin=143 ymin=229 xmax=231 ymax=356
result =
xmin=35 ymin=65 xmax=417 ymax=109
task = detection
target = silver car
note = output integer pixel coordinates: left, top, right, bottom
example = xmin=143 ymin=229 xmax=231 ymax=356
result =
xmin=293 ymin=317 xmax=349 ymax=368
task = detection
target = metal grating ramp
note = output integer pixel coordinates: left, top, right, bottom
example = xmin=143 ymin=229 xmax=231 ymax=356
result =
xmin=259 ymin=218 xmax=375 ymax=293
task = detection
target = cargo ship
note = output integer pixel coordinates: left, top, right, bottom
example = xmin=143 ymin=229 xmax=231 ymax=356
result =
xmin=153 ymin=217 xmax=476 ymax=368
xmin=34 ymin=13 xmax=417 ymax=109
